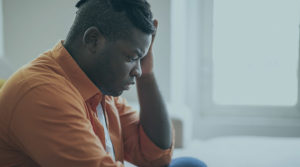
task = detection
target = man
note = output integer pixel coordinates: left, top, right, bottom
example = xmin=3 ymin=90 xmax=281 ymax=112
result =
xmin=0 ymin=0 xmax=173 ymax=166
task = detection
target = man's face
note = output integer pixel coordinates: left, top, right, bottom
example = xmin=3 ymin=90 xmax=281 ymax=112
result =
xmin=89 ymin=28 xmax=152 ymax=97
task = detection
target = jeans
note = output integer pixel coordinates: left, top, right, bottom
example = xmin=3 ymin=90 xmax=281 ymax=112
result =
xmin=169 ymin=157 xmax=207 ymax=167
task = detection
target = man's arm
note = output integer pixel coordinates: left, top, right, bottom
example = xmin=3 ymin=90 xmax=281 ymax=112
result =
xmin=137 ymin=20 xmax=172 ymax=149
xmin=137 ymin=73 xmax=172 ymax=149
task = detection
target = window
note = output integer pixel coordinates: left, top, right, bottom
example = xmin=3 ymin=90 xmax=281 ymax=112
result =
xmin=213 ymin=0 xmax=300 ymax=106
xmin=170 ymin=0 xmax=300 ymax=139
xmin=171 ymin=0 xmax=300 ymax=114
xmin=170 ymin=0 xmax=300 ymax=138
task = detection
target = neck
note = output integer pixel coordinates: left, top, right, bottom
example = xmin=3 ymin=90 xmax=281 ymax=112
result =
xmin=63 ymin=37 xmax=93 ymax=83
xmin=63 ymin=38 xmax=76 ymax=57
xmin=63 ymin=37 xmax=86 ymax=69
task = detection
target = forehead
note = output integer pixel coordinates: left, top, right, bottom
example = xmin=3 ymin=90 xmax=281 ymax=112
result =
xmin=116 ymin=28 xmax=152 ymax=55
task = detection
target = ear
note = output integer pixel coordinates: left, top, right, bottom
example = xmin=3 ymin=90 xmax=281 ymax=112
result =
xmin=82 ymin=26 xmax=105 ymax=54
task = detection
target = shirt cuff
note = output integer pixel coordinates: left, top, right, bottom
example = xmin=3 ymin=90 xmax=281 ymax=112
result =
xmin=139 ymin=124 xmax=175 ymax=162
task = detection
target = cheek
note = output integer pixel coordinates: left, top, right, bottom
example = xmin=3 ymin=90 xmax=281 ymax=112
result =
xmin=109 ymin=60 xmax=131 ymax=80
xmin=106 ymin=51 xmax=133 ymax=80
xmin=118 ymin=63 xmax=133 ymax=78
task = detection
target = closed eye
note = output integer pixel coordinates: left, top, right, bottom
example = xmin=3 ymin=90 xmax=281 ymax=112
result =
xmin=126 ymin=55 xmax=140 ymax=62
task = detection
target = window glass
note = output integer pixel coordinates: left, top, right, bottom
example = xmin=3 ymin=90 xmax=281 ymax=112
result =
xmin=213 ymin=0 xmax=300 ymax=106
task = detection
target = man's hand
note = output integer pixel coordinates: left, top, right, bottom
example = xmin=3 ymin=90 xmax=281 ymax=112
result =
xmin=140 ymin=19 xmax=158 ymax=76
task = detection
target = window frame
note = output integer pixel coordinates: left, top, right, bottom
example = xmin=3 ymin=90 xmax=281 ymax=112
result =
xmin=203 ymin=0 xmax=300 ymax=117
xmin=170 ymin=0 xmax=300 ymax=138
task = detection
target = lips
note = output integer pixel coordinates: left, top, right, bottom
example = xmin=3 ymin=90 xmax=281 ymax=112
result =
xmin=128 ymin=81 xmax=135 ymax=85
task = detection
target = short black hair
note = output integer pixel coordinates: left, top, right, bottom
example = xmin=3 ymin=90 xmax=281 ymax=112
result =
xmin=70 ymin=0 xmax=155 ymax=41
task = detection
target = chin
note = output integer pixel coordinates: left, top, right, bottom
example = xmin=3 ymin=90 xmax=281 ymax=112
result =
xmin=98 ymin=85 xmax=123 ymax=97
xmin=109 ymin=90 xmax=123 ymax=97
xmin=102 ymin=88 xmax=123 ymax=97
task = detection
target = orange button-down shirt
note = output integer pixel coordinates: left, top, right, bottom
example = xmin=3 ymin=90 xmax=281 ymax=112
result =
xmin=0 ymin=41 xmax=173 ymax=167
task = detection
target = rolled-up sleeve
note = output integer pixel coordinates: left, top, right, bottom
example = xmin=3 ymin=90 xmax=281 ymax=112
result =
xmin=115 ymin=97 xmax=174 ymax=167
xmin=10 ymin=83 xmax=124 ymax=167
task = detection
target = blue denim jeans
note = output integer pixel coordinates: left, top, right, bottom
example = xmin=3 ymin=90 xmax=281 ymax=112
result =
xmin=169 ymin=157 xmax=207 ymax=167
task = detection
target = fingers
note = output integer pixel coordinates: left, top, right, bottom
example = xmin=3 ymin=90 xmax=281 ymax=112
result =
xmin=151 ymin=19 xmax=158 ymax=45
xmin=153 ymin=19 xmax=158 ymax=36
xmin=153 ymin=19 xmax=158 ymax=30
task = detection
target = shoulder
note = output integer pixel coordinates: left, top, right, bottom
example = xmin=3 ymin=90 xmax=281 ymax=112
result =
xmin=1 ymin=59 xmax=82 ymax=110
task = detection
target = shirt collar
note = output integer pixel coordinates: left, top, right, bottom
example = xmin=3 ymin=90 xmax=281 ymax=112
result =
xmin=51 ymin=41 xmax=103 ymax=102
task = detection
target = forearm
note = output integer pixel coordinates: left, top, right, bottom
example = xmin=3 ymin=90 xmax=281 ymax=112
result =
xmin=137 ymin=73 xmax=172 ymax=149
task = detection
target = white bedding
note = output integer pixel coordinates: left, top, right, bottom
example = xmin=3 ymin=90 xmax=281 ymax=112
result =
xmin=125 ymin=136 xmax=300 ymax=167
xmin=173 ymin=137 xmax=300 ymax=167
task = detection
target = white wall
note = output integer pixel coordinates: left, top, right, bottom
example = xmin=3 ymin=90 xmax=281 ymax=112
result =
xmin=0 ymin=0 xmax=3 ymax=57
xmin=2 ymin=0 xmax=76 ymax=77
xmin=1 ymin=0 xmax=171 ymax=102
xmin=0 ymin=0 xmax=12 ymax=79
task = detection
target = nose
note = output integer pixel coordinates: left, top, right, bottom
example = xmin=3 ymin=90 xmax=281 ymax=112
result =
xmin=130 ymin=60 xmax=142 ymax=78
